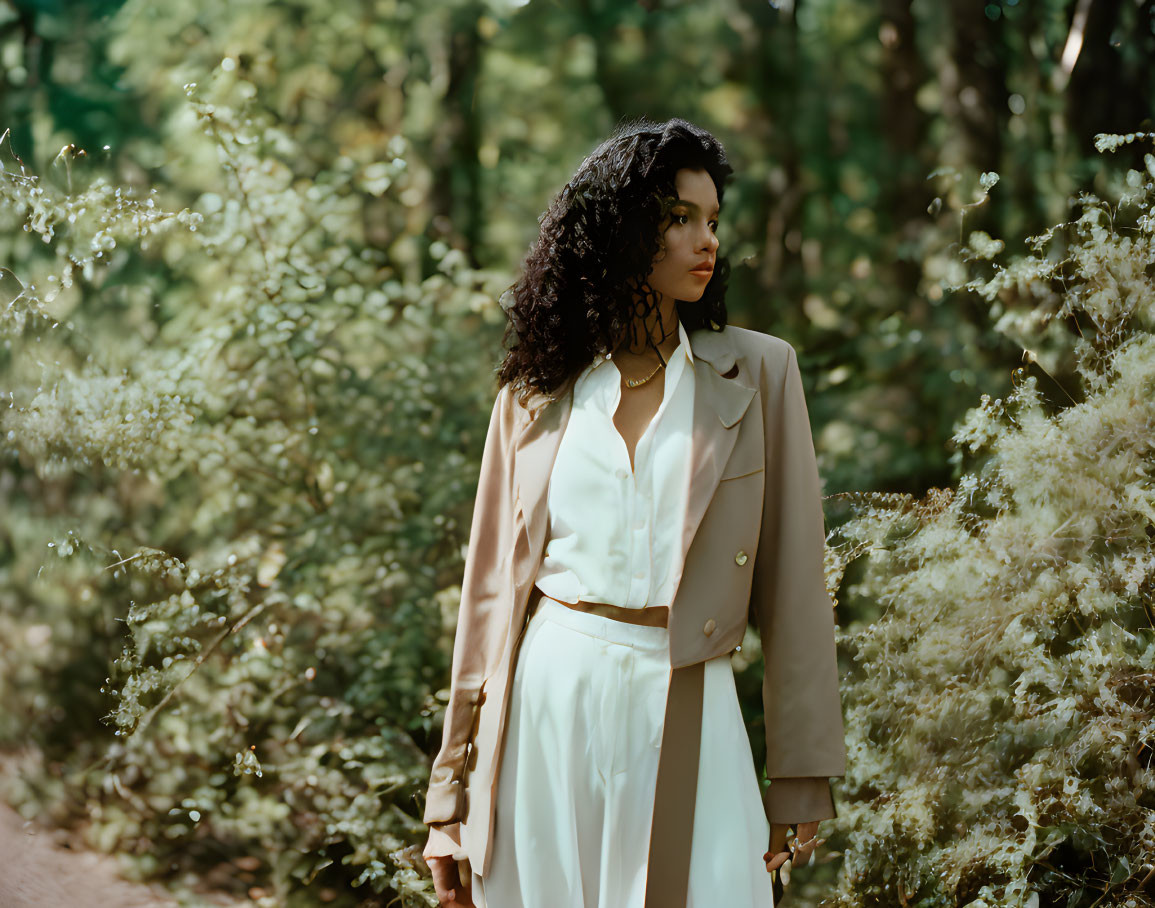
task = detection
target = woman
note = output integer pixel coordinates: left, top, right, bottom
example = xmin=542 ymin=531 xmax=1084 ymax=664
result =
xmin=422 ymin=116 xmax=846 ymax=907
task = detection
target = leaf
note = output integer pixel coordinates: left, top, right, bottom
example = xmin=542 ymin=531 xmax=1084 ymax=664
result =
xmin=1109 ymin=856 xmax=1131 ymax=885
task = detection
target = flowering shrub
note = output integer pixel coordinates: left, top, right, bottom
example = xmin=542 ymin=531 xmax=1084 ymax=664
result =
xmin=0 ymin=67 xmax=508 ymax=905
xmin=824 ymin=134 xmax=1155 ymax=907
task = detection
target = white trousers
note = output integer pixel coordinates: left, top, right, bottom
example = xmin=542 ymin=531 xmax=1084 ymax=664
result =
xmin=470 ymin=595 xmax=774 ymax=908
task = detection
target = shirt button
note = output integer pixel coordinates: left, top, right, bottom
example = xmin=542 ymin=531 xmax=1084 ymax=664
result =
xmin=703 ymin=618 xmax=716 ymax=636
xmin=734 ymin=550 xmax=748 ymax=566
xmin=616 ymin=468 xmax=628 ymax=480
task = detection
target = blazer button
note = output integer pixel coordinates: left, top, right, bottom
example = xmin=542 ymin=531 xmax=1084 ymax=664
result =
xmin=734 ymin=550 xmax=748 ymax=566
xmin=703 ymin=618 xmax=716 ymax=636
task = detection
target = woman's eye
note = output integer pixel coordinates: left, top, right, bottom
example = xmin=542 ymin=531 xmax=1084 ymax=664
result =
xmin=672 ymin=213 xmax=719 ymax=231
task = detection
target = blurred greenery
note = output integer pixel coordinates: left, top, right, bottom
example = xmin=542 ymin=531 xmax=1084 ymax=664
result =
xmin=0 ymin=0 xmax=1152 ymax=905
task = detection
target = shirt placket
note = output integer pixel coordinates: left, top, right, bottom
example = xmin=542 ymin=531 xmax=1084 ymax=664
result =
xmin=627 ymin=443 xmax=649 ymax=606
xmin=631 ymin=352 xmax=685 ymax=608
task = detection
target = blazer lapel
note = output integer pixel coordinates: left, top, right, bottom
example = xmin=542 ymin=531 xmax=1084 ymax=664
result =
xmin=676 ymin=354 xmax=757 ymax=573
xmin=510 ymin=326 xmax=758 ymax=592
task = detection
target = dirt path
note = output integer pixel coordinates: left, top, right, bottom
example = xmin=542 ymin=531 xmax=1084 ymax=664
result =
xmin=0 ymin=795 xmax=252 ymax=908
xmin=0 ymin=798 xmax=189 ymax=908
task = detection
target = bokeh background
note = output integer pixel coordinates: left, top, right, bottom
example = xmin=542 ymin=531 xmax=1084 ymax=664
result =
xmin=1 ymin=0 xmax=1153 ymax=905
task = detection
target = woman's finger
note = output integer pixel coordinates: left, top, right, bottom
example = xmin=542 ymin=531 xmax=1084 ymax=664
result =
xmin=428 ymin=856 xmax=462 ymax=905
xmin=790 ymin=835 xmax=826 ymax=868
xmin=455 ymin=857 xmax=474 ymax=905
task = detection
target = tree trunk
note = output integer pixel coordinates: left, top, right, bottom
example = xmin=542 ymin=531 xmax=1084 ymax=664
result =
xmin=429 ymin=2 xmax=486 ymax=270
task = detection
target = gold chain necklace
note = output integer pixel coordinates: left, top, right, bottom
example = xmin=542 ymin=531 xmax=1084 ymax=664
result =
xmin=606 ymin=351 xmax=665 ymax=388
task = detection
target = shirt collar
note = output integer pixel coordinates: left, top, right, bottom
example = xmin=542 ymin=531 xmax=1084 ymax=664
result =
xmin=675 ymin=316 xmax=694 ymax=365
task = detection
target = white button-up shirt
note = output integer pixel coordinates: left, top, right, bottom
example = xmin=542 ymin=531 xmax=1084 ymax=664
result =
xmin=533 ymin=317 xmax=695 ymax=609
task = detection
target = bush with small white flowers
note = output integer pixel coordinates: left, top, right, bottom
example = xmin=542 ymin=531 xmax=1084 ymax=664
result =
xmin=823 ymin=133 xmax=1155 ymax=908
xmin=0 ymin=54 xmax=506 ymax=908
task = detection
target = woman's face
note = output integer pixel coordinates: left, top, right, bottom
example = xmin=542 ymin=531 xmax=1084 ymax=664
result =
xmin=647 ymin=167 xmax=720 ymax=304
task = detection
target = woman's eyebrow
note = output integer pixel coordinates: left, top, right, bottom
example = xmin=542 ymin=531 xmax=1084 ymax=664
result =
xmin=674 ymin=199 xmax=721 ymax=217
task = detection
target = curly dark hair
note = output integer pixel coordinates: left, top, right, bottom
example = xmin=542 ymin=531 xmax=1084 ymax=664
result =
xmin=495 ymin=116 xmax=734 ymax=408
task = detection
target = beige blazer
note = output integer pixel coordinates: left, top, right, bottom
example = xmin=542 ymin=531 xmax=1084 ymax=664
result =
xmin=422 ymin=323 xmax=846 ymax=905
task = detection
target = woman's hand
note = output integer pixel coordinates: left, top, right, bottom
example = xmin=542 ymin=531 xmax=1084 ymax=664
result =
xmin=428 ymin=855 xmax=475 ymax=907
xmin=764 ymin=821 xmax=823 ymax=873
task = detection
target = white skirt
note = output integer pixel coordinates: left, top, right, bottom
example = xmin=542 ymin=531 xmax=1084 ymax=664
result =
xmin=470 ymin=595 xmax=774 ymax=908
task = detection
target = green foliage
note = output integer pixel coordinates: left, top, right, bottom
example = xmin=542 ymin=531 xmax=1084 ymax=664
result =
xmin=825 ymin=134 xmax=1155 ymax=907
xmin=0 ymin=66 xmax=508 ymax=905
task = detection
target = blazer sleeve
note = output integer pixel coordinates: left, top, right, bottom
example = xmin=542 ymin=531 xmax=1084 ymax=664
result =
xmin=749 ymin=341 xmax=847 ymax=828
xmin=422 ymin=382 xmax=516 ymax=861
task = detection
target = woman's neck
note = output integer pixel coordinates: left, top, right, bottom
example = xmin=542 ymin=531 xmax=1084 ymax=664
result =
xmin=614 ymin=300 xmax=680 ymax=361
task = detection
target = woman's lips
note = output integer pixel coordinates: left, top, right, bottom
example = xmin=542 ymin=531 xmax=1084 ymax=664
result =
xmin=690 ymin=268 xmax=713 ymax=277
